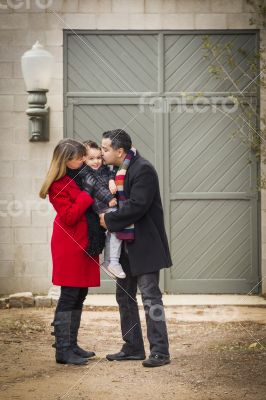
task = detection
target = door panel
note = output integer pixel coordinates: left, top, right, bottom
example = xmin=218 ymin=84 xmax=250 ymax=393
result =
xmin=164 ymin=34 xmax=257 ymax=93
xmin=67 ymin=34 xmax=158 ymax=93
xmin=166 ymin=102 xmax=258 ymax=293
xmin=64 ymin=31 xmax=259 ymax=294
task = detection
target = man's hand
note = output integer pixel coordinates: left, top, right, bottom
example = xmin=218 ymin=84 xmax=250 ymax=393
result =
xmin=109 ymin=198 xmax=117 ymax=207
xmin=109 ymin=179 xmax=117 ymax=194
xmin=99 ymin=213 xmax=107 ymax=229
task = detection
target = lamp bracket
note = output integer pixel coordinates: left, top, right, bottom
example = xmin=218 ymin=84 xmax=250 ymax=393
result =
xmin=26 ymin=90 xmax=49 ymax=142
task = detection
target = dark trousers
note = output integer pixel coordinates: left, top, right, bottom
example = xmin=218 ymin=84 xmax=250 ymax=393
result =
xmin=56 ymin=287 xmax=88 ymax=313
xmin=117 ymin=245 xmax=170 ymax=357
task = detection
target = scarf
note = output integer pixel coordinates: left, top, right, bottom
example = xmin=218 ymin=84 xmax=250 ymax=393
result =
xmin=115 ymin=147 xmax=136 ymax=241
xmin=66 ymin=166 xmax=84 ymax=189
xmin=66 ymin=166 xmax=106 ymax=256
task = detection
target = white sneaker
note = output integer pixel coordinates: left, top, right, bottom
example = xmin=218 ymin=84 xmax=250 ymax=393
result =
xmin=102 ymin=263 xmax=116 ymax=278
xmin=107 ymin=264 xmax=126 ymax=279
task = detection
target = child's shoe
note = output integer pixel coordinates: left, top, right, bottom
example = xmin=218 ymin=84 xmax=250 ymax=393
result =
xmin=101 ymin=262 xmax=116 ymax=278
xmin=107 ymin=264 xmax=126 ymax=279
xmin=104 ymin=267 xmax=116 ymax=279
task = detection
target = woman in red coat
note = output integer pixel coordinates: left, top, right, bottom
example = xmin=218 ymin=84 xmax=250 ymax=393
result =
xmin=39 ymin=138 xmax=100 ymax=365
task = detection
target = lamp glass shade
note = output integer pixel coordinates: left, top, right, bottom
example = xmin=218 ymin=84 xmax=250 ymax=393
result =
xmin=21 ymin=41 xmax=54 ymax=91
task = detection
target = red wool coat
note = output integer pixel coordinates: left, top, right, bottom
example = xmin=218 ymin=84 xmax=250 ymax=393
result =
xmin=48 ymin=175 xmax=100 ymax=287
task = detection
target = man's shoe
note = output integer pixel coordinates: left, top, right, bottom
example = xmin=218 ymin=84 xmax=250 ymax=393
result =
xmin=142 ymin=354 xmax=171 ymax=368
xmin=106 ymin=351 xmax=146 ymax=361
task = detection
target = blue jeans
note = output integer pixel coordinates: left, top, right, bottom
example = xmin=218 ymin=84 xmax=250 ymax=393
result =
xmin=116 ymin=243 xmax=170 ymax=357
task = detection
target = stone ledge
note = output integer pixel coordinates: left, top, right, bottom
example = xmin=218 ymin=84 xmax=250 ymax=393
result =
xmin=9 ymin=292 xmax=34 ymax=308
xmin=35 ymin=296 xmax=52 ymax=308
xmin=1 ymin=293 xmax=266 ymax=309
xmin=0 ymin=292 xmax=55 ymax=309
xmin=0 ymin=297 xmax=9 ymax=309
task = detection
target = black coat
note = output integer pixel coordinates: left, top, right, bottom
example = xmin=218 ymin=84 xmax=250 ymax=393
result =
xmin=80 ymin=165 xmax=117 ymax=213
xmin=104 ymin=153 xmax=172 ymax=276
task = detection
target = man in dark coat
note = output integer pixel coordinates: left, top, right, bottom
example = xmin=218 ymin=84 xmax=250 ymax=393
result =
xmin=99 ymin=129 xmax=172 ymax=368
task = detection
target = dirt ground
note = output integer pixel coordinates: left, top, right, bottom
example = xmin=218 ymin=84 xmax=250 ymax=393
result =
xmin=0 ymin=306 xmax=266 ymax=400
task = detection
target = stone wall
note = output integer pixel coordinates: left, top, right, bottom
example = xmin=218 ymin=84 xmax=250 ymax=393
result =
xmin=0 ymin=0 xmax=264 ymax=294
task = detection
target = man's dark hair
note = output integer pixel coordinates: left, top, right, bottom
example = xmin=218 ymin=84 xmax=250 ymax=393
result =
xmin=102 ymin=129 xmax=132 ymax=152
xmin=83 ymin=140 xmax=101 ymax=150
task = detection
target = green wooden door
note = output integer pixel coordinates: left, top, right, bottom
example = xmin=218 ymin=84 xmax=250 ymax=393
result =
xmin=64 ymin=31 xmax=260 ymax=294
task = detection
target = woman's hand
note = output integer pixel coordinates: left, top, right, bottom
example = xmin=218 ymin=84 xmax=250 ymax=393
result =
xmin=109 ymin=179 xmax=117 ymax=194
xmin=109 ymin=198 xmax=117 ymax=207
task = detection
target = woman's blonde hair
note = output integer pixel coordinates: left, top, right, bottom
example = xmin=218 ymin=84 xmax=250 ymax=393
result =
xmin=39 ymin=138 xmax=86 ymax=199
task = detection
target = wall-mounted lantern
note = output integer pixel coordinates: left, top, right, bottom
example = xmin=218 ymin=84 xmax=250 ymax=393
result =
xmin=21 ymin=41 xmax=54 ymax=142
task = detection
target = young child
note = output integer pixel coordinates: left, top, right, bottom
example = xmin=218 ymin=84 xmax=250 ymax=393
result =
xmin=39 ymin=138 xmax=99 ymax=365
xmin=82 ymin=140 xmax=126 ymax=279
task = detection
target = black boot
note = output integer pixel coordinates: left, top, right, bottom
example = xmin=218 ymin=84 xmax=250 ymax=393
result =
xmin=52 ymin=311 xmax=88 ymax=365
xmin=70 ymin=309 xmax=96 ymax=359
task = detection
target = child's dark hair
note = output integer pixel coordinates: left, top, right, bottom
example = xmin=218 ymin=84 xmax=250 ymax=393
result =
xmin=83 ymin=140 xmax=101 ymax=150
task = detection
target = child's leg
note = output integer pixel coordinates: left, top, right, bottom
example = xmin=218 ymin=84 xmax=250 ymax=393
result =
xmin=101 ymin=230 xmax=119 ymax=279
xmin=102 ymin=231 xmax=111 ymax=268
xmin=108 ymin=234 xmax=126 ymax=279
xmin=101 ymin=207 xmax=115 ymax=269
xmin=109 ymin=233 xmax=122 ymax=266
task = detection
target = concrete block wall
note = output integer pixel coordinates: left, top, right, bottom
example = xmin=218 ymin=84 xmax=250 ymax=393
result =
xmin=0 ymin=0 xmax=264 ymax=294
